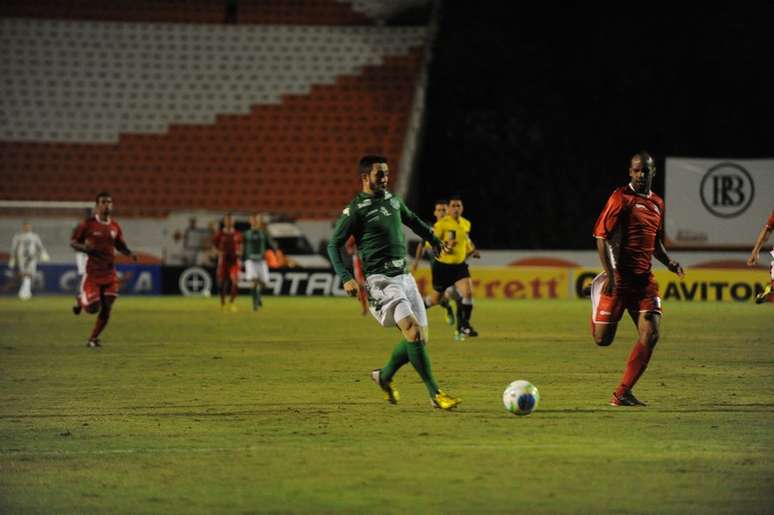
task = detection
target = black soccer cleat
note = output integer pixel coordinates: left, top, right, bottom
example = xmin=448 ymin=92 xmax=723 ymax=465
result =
xmin=72 ymin=297 xmax=81 ymax=315
xmin=461 ymin=326 xmax=479 ymax=337
xmin=610 ymin=389 xmax=646 ymax=407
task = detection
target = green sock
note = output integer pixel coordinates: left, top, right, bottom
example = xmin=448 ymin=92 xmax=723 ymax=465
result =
xmin=406 ymin=339 xmax=440 ymax=397
xmin=381 ymin=340 xmax=410 ymax=383
xmin=255 ymin=287 xmax=262 ymax=306
xmin=251 ymin=287 xmax=257 ymax=308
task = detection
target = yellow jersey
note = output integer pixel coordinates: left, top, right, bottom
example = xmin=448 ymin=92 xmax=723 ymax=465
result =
xmin=433 ymin=215 xmax=473 ymax=265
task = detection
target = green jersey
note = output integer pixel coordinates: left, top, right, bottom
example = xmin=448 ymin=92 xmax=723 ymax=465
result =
xmin=243 ymin=228 xmax=271 ymax=260
xmin=327 ymin=191 xmax=440 ymax=282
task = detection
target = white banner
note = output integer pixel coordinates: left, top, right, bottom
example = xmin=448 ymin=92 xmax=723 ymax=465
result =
xmin=665 ymin=158 xmax=774 ymax=248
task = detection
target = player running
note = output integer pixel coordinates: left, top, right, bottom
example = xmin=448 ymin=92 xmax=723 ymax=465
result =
xmin=243 ymin=214 xmax=273 ymax=311
xmin=589 ymin=152 xmax=684 ymax=407
xmin=213 ymin=213 xmax=243 ymax=312
xmin=70 ymin=192 xmax=137 ymax=348
xmin=9 ymin=221 xmax=50 ymax=300
xmin=412 ymin=199 xmax=456 ymax=326
xmin=429 ymin=196 xmax=480 ymax=340
xmin=327 ymin=155 xmax=461 ymax=410
xmin=746 ymin=208 xmax=774 ymax=304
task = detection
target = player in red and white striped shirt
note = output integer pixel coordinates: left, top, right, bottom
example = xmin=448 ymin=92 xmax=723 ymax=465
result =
xmin=70 ymin=192 xmax=137 ymax=348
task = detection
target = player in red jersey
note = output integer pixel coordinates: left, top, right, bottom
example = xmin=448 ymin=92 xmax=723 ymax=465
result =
xmin=589 ymin=152 xmax=685 ymax=407
xmin=213 ymin=213 xmax=243 ymax=312
xmin=70 ymin=192 xmax=137 ymax=348
xmin=746 ymin=208 xmax=774 ymax=304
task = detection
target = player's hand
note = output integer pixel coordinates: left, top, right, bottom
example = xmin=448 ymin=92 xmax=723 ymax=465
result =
xmin=747 ymin=253 xmax=759 ymax=266
xmin=470 ymin=250 xmax=481 ymax=259
xmin=668 ymin=260 xmax=685 ymax=278
xmin=343 ymin=279 xmax=360 ymax=297
xmin=8 ymin=258 xmax=15 ymax=269
xmin=83 ymin=240 xmax=97 ymax=256
xmin=441 ymin=241 xmax=453 ymax=254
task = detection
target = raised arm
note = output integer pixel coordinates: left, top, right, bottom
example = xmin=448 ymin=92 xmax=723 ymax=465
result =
xmin=400 ymin=200 xmax=443 ymax=252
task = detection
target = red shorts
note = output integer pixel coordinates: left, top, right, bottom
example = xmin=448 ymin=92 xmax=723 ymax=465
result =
xmin=80 ymin=274 xmax=119 ymax=307
xmin=217 ymin=259 xmax=240 ymax=282
xmin=595 ymin=273 xmax=662 ymax=324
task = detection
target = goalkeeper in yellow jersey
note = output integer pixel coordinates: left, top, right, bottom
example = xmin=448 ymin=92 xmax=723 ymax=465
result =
xmin=430 ymin=196 xmax=480 ymax=340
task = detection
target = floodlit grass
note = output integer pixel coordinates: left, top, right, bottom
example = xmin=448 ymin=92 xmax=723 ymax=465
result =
xmin=0 ymin=296 xmax=772 ymax=514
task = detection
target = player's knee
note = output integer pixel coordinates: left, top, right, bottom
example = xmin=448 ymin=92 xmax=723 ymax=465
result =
xmin=593 ymin=331 xmax=614 ymax=347
xmin=404 ymin=324 xmax=421 ymax=342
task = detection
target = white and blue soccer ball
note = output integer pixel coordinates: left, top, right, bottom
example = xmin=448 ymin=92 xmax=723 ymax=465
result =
xmin=502 ymin=380 xmax=540 ymax=416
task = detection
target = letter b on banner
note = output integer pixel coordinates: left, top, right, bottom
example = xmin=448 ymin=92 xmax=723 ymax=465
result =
xmin=700 ymin=163 xmax=754 ymax=218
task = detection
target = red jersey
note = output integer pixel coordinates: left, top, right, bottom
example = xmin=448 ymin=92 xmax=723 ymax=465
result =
xmin=593 ymin=185 xmax=665 ymax=276
xmin=213 ymin=230 xmax=243 ymax=262
xmin=71 ymin=216 xmax=127 ymax=284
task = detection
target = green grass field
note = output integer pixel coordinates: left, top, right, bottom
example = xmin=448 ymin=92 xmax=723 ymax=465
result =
xmin=1 ymin=296 xmax=772 ymax=514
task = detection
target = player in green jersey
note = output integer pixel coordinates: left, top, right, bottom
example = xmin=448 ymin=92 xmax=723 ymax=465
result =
xmin=327 ymin=155 xmax=461 ymax=410
xmin=243 ymin=214 xmax=274 ymax=311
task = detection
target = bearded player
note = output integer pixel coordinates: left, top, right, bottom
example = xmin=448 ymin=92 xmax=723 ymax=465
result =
xmin=327 ymin=155 xmax=460 ymax=410
xmin=589 ymin=152 xmax=684 ymax=406
xmin=70 ymin=192 xmax=137 ymax=348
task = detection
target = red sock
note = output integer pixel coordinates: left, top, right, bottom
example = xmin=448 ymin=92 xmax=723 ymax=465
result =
xmin=615 ymin=342 xmax=653 ymax=395
xmin=90 ymin=314 xmax=110 ymax=340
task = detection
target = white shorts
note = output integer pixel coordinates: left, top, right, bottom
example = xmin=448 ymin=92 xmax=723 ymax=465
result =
xmin=365 ymin=273 xmax=428 ymax=328
xmin=589 ymin=271 xmax=607 ymax=324
xmin=17 ymin=258 xmax=38 ymax=276
xmin=76 ymin=252 xmax=87 ymax=275
xmin=245 ymin=259 xmax=269 ymax=283
xmin=769 ymin=249 xmax=774 ymax=282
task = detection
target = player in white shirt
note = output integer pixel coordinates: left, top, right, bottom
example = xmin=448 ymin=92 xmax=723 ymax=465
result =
xmin=9 ymin=222 xmax=50 ymax=300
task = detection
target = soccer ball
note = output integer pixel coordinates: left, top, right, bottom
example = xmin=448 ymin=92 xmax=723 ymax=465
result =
xmin=502 ymin=380 xmax=540 ymax=416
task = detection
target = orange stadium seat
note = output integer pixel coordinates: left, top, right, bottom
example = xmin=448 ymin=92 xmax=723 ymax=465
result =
xmin=0 ymin=12 xmax=427 ymax=217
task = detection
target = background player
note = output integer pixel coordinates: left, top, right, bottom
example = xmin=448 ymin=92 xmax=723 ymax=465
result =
xmin=746 ymin=208 xmax=774 ymax=304
xmin=243 ymin=213 xmax=273 ymax=311
xmin=70 ymin=192 xmax=137 ymax=348
xmin=327 ymin=155 xmax=460 ymax=410
xmin=8 ymin=221 xmax=50 ymax=300
xmin=590 ymin=152 xmax=684 ymax=406
xmin=213 ymin=213 xmax=243 ymax=312
xmin=429 ymin=196 xmax=480 ymax=340
xmin=412 ymin=199 xmax=456 ymax=326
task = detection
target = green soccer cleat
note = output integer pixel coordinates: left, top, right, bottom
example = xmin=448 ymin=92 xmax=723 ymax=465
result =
xmin=431 ymin=390 xmax=462 ymax=410
xmin=370 ymin=369 xmax=399 ymax=404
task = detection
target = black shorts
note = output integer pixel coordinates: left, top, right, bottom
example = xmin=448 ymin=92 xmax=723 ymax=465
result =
xmin=431 ymin=261 xmax=470 ymax=293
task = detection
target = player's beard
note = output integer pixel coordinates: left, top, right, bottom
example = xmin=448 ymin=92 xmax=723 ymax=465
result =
xmin=370 ymin=179 xmax=387 ymax=197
